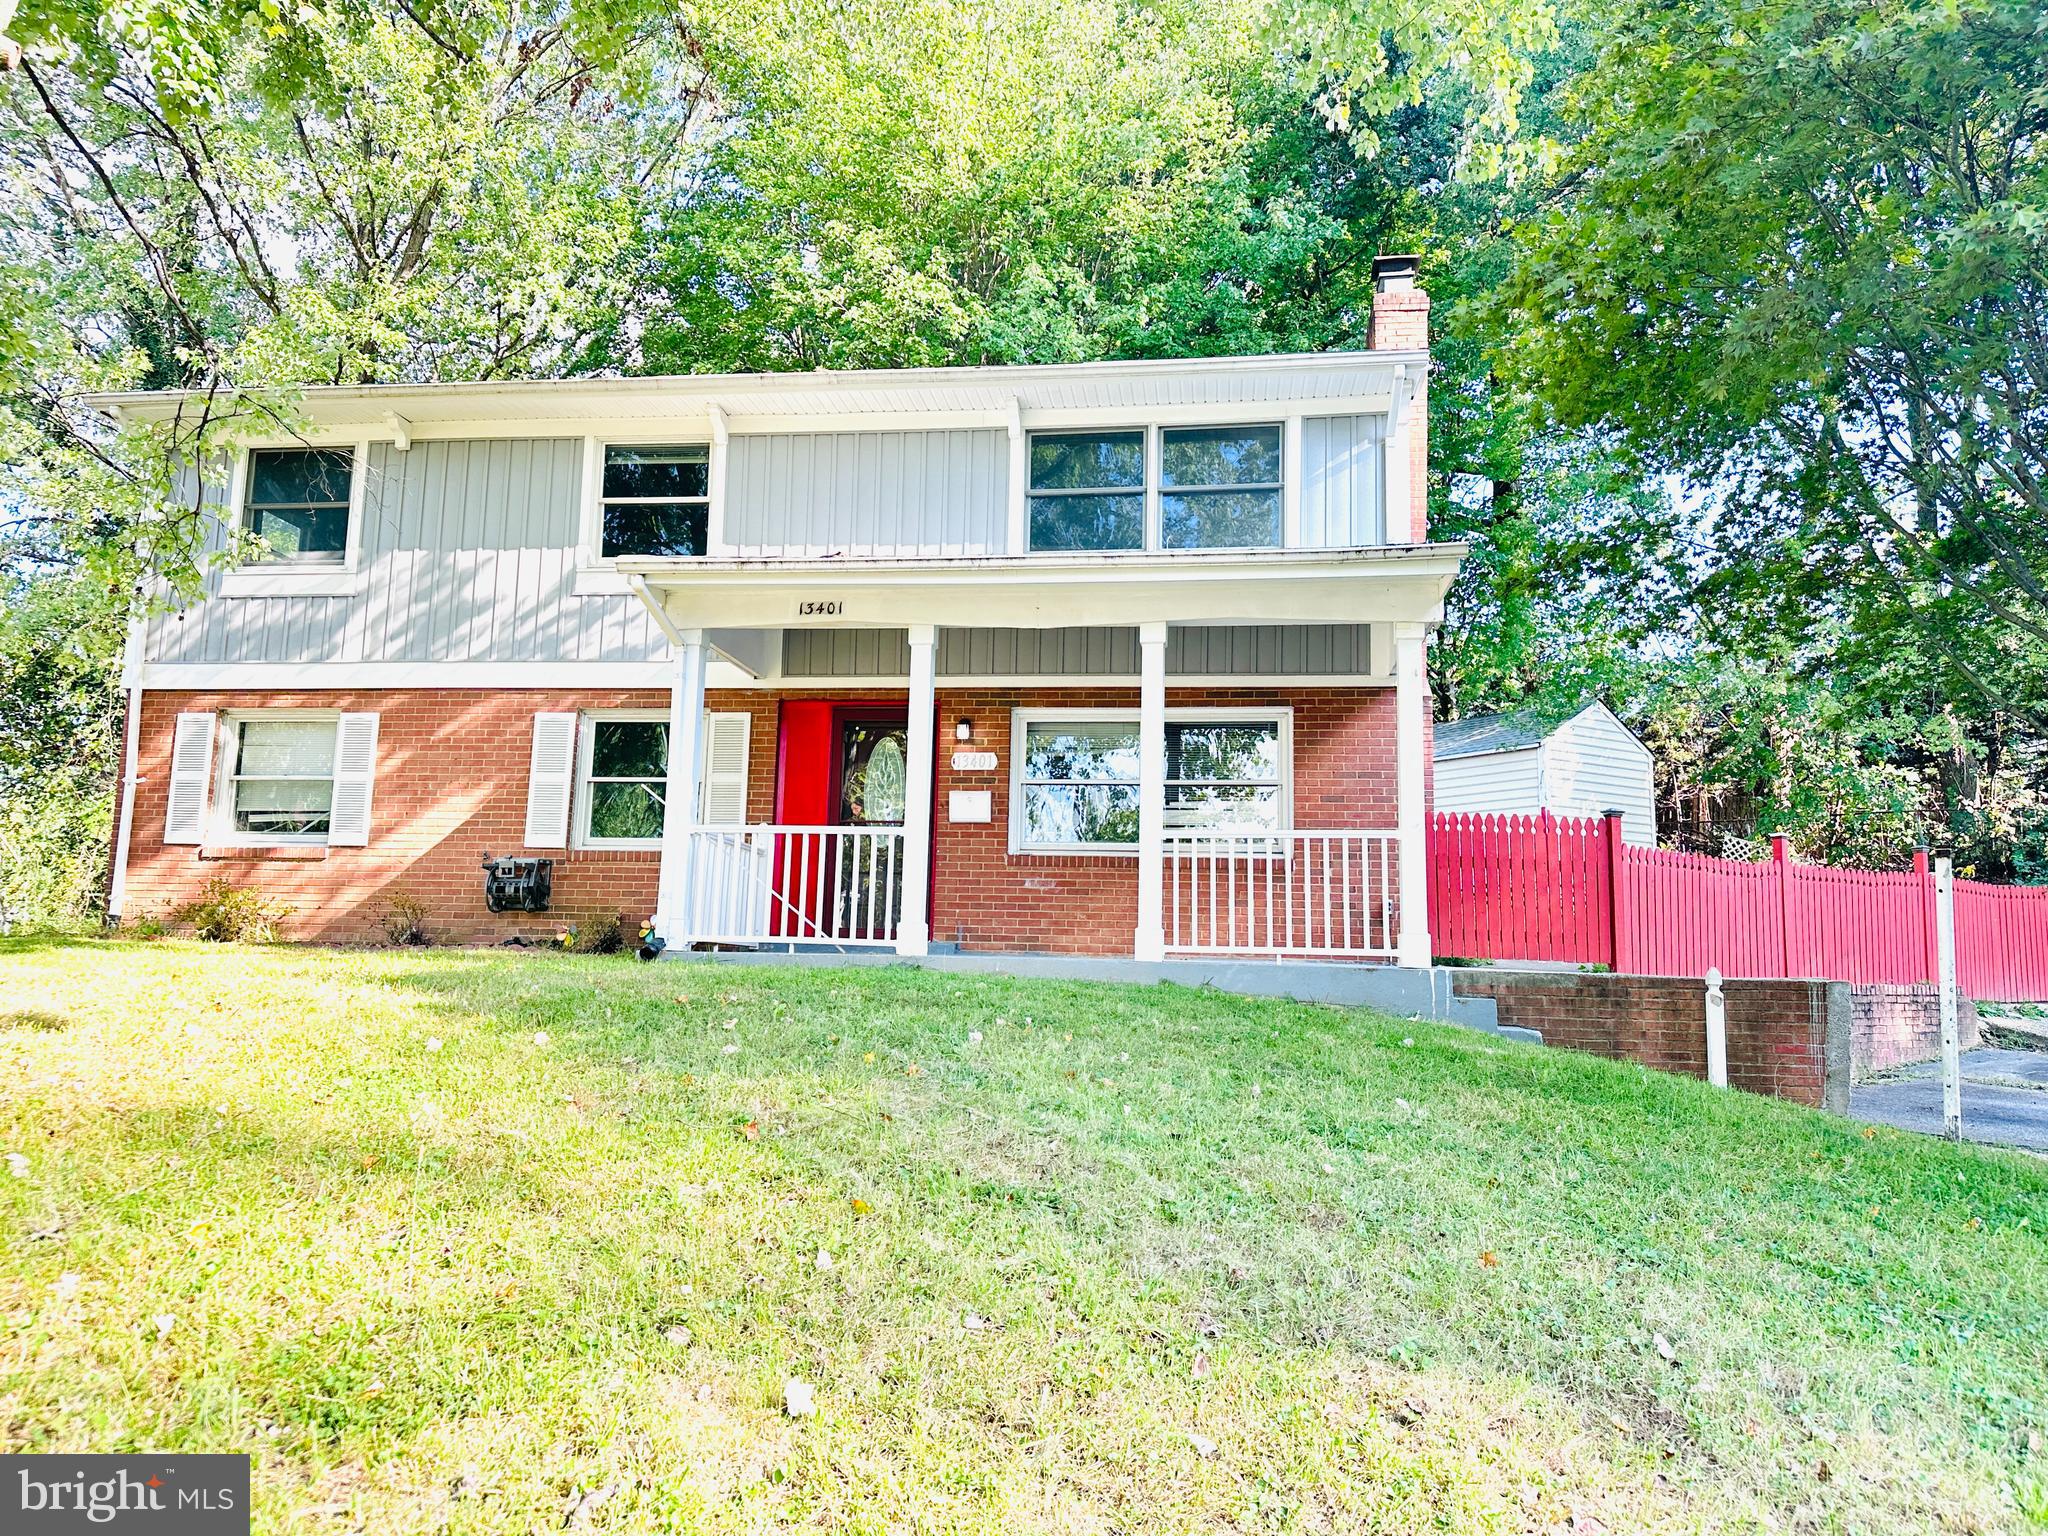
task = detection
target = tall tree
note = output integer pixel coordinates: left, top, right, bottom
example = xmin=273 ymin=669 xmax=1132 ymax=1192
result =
xmin=1497 ymin=0 xmax=2048 ymax=864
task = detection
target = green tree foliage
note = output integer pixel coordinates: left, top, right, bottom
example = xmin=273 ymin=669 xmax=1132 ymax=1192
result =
xmin=1498 ymin=0 xmax=2048 ymax=871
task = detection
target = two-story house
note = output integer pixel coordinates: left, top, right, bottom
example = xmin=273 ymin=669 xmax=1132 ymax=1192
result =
xmin=95 ymin=256 xmax=1457 ymax=966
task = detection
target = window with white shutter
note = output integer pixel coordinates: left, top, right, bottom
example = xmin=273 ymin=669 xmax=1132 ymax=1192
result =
xmin=163 ymin=712 xmax=217 ymax=844
xmin=524 ymin=713 xmax=579 ymax=847
xmin=568 ymin=708 xmax=751 ymax=847
xmin=327 ymin=713 xmax=380 ymax=846
xmin=699 ymin=712 xmax=751 ymax=827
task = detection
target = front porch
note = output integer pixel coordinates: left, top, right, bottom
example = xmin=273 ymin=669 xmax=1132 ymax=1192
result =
xmin=622 ymin=548 xmax=1458 ymax=968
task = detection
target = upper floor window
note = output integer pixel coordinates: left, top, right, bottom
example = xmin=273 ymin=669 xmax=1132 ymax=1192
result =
xmin=245 ymin=448 xmax=354 ymax=564
xmin=1162 ymin=425 xmax=1282 ymax=550
xmin=602 ymin=444 xmax=709 ymax=558
xmin=1028 ymin=431 xmax=1144 ymax=552
xmin=1025 ymin=424 xmax=1284 ymax=553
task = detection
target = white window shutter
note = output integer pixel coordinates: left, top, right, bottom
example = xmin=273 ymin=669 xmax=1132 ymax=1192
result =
xmin=524 ymin=712 xmax=579 ymax=847
xmin=699 ymin=711 xmax=751 ymax=827
xmin=327 ymin=713 xmax=380 ymax=846
xmin=164 ymin=712 xmax=217 ymax=844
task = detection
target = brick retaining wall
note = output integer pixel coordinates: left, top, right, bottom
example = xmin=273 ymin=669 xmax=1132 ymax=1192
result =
xmin=1849 ymin=983 xmax=1980 ymax=1078
xmin=1453 ymin=970 xmax=1851 ymax=1111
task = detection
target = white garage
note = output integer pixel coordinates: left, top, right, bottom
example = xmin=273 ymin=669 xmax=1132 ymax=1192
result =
xmin=1433 ymin=701 xmax=1659 ymax=846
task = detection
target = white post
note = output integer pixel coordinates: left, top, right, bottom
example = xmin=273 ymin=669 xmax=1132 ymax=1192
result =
xmin=1135 ymin=620 xmax=1168 ymax=962
xmin=655 ymin=628 xmax=707 ymax=948
xmin=1936 ymin=853 xmax=1961 ymax=1142
xmin=1704 ymin=966 xmax=1728 ymax=1088
xmin=107 ymin=610 xmax=147 ymax=922
xmin=898 ymin=623 xmax=936 ymax=956
xmin=1393 ymin=621 xmax=1432 ymax=967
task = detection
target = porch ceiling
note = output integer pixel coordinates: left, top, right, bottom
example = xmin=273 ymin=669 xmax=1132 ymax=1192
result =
xmin=618 ymin=544 xmax=1467 ymax=632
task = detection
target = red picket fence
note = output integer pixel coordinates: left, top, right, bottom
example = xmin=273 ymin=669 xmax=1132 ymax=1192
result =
xmin=1956 ymin=880 xmax=2048 ymax=1001
xmin=1429 ymin=810 xmax=2048 ymax=1002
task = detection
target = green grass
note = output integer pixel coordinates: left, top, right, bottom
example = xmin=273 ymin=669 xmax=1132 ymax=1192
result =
xmin=1 ymin=938 xmax=2044 ymax=1534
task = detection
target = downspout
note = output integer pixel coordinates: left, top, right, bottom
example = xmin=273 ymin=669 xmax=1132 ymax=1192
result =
xmin=626 ymin=574 xmax=685 ymax=647
xmin=106 ymin=610 xmax=146 ymax=924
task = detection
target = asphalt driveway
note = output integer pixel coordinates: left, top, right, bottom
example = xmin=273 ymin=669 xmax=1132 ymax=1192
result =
xmin=1851 ymin=1048 xmax=2048 ymax=1154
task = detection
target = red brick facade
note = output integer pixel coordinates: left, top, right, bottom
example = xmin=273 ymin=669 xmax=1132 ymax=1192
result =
xmin=119 ymin=684 xmax=1403 ymax=952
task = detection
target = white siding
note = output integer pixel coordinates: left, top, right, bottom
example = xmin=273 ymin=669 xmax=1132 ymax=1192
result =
xmin=147 ymin=440 xmax=666 ymax=667
xmin=1539 ymin=705 xmax=1658 ymax=846
xmin=1299 ymin=414 xmax=1386 ymax=547
xmin=1432 ymin=745 xmax=1545 ymax=818
xmin=723 ymin=429 xmax=1008 ymax=557
xmin=780 ymin=625 xmax=1379 ymax=679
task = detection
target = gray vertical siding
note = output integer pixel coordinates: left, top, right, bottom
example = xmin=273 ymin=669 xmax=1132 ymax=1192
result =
xmin=723 ymin=429 xmax=1008 ymax=557
xmin=147 ymin=438 xmax=668 ymax=666
xmin=780 ymin=625 xmax=1377 ymax=678
xmin=1300 ymin=414 xmax=1384 ymax=548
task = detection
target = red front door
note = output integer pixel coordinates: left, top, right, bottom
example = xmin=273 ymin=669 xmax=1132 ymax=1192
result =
xmin=771 ymin=701 xmax=912 ymax=939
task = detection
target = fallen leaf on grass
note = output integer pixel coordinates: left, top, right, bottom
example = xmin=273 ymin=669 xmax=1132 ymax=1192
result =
xmin=741 ymin=1120 xmax=760 ymax=1141
xmin=850 ymin=1197 xmax=872 ymax=1215
xmin=1479 ymin=1250 xmax=1500 ymax=1268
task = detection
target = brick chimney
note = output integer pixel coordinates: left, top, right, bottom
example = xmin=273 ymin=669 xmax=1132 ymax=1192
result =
xmin=1368 ymin=254 xmax=1428 ymax=351
xmin=1369 ymin=254 xmax=1429 ymax=541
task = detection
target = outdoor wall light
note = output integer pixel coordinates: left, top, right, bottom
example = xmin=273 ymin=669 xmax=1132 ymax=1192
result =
xmin=956 ymin=718 xmax=974 ymax=742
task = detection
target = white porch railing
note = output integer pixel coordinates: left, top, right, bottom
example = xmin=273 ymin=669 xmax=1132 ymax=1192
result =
xmin=1165 ymin=830 xmax=1401 ymax=957
xmin=684 ymin=825 xmax=905 ymax=948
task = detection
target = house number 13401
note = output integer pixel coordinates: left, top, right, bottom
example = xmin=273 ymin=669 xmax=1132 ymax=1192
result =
xmin=797 ymin=600 xmax=844 ymax=617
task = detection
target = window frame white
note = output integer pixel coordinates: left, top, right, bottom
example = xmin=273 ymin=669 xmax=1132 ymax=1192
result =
xmin=1006 ymin=705 xmax=1292 ymax=856
xmin=220 ymin=439 xmax=370 ymax=598
xmin=574 ymin=708 xmax=673 ymax=850
xmin=210 ymin=708 xmax=342 ymax=848
xmin=1023 ymin=422 xmax=1288 ymax=556
xmin=1023 ymin=427 xmax=1148 ymax=555
xmin=571 ymin=707 xmax=749 ymax=849
xmin=575 ymin=435 xmax=716 ymax=595
xmin=1159 ymin=423 xmax=1285 ymax=552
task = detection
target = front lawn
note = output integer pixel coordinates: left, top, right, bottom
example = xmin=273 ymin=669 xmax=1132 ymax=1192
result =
xmin=1 ymin=938 xmax=2043 ymax=1533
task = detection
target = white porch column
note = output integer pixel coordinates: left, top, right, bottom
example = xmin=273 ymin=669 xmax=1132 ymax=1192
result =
xmin=1135 ymin=620 xmax=1168 ymax=962
xmin=655 ymin=627 xmax=708 ymax=948
xmin=1393 ymin=620 xmax=1433 ymax=967
xmin=898 ymin=623 xmax=937 ymax=956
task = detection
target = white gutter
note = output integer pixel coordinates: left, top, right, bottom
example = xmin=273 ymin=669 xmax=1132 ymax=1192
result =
xmin=626 ymin=574 xmax=685 ymax=646
xmin=106 ymin=611 xmax=146 ymax=923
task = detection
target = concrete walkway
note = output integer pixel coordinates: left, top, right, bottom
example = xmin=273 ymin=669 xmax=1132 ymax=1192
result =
xmin=1851 ymin=1048 xmax=2048 ymax=1154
